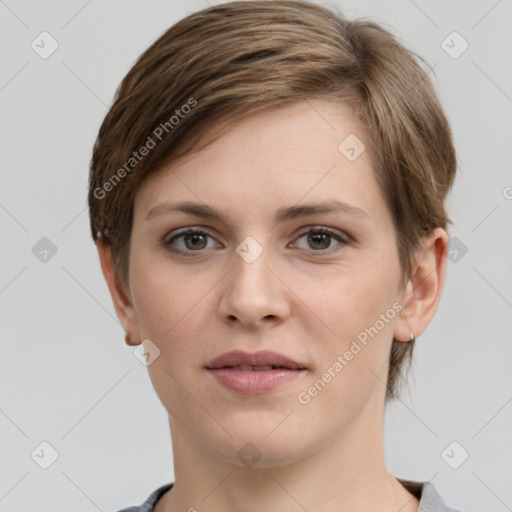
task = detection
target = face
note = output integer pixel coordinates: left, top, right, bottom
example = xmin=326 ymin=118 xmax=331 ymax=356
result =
xmin=125 ymin=99 xmax=409 ymax=467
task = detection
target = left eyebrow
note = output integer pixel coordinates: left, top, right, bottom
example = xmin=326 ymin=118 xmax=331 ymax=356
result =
xmin=144 ymin=199 xmax=370 ymax=226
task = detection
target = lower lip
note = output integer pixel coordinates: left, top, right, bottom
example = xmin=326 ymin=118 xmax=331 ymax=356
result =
xmin=206 ymin=368 xmax=305 ymax=394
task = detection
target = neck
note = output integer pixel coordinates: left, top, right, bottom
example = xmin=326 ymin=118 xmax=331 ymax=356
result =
xmin=158 ymin=399 xmax=419 ymax=512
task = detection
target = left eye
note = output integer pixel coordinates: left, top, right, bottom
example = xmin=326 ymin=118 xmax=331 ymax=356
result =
xmin=292 ymin=228 xmax=348 ymax=252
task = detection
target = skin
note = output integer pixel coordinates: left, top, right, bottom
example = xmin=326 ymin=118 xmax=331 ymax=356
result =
xmin=97 ymin=99 xmax=448 ymax=512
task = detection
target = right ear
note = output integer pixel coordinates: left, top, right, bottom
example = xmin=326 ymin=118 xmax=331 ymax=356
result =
xmin=95 ymin=232 xmax=141 ymax=346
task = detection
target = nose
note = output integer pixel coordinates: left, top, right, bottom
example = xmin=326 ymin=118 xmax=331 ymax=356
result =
xmin=217 ymin=239 xmax=290 ymax=330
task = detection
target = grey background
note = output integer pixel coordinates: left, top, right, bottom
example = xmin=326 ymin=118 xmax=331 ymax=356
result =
xmin=1 ymin=0 xmax=511 ymax=511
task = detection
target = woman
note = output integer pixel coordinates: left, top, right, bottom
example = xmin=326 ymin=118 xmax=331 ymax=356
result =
xmin=88 ymin=1 xmax=463 ymax=511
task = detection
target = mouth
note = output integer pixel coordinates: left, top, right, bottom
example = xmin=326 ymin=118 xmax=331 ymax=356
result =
xmin=219 ymin=365 xmax=295 ymax=371
xmin=206 ymin=349 xmax=306 ymax=370
xmin=205 ymin=350 xmax=307 ymax=394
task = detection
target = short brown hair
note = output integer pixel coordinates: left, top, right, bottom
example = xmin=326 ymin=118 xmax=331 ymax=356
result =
xmin=88 ymin=0 xmax=457 ymax=400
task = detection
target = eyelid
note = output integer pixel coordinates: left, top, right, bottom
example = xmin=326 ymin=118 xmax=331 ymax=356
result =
xmin=293 ymin=225 xmax=350 ymax=243
xmin=164 ymin=226 xmax=214 ymax=243
xmin=164 ymin=224 xmax=350 ymax=241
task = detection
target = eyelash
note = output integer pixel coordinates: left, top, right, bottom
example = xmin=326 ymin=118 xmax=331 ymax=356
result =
xmin=163 ymin=226 xmax=350 ymax=256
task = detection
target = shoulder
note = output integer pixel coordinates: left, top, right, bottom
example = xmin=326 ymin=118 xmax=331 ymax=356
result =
xmin=399 ymin=479 xmax=465 ymax=512
xmin=115 ymin=483 xmax=174 ymax=512
xmin=118 ymin=480 xmax=467 ymax=512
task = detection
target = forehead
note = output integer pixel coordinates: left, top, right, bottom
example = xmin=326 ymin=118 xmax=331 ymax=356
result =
xmin=134 ymin=99 xmax=386 ymax=225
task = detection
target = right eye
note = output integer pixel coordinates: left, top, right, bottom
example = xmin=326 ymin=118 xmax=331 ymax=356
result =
xmin=164 ymin=228 xmax=220 ymax=255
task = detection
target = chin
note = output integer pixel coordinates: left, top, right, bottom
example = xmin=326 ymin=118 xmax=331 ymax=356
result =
xmin=215 ymin=437 xmax=308 ymax=470
xmin=208 ymin=416 xmax=314 ymax=469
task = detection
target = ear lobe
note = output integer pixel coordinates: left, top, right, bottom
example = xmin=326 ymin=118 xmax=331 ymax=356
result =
xmin=393 ymin=227 xmax=449 ymax=342
xmin=125 ymin=332 xmax=140 ymax=346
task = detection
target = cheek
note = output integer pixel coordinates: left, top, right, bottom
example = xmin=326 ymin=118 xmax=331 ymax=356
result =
xmin=129 ymin=246 xmax=204 ymax=342
xmin=314 ymin=260 xmax=398 ymax=339
xmin=130 ymin=262 xmax=212 ymax=423
xmin=295 ymin=287 xmax=396 ymax=434
xmin=305 ymin=259 xmax=399 ymax=394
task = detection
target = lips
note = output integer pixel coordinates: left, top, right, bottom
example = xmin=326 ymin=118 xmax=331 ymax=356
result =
xmin=205 ymin=350 xmax=305 ymax=371
xmin=205 ymin=350 xmax=307 ymax=394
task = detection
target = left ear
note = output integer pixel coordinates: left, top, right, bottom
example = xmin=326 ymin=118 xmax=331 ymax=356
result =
xmin=394 ymin=227 xmax=449 ymax=342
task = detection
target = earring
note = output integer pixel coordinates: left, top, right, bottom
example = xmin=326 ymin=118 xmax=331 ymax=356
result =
xmin=409 ymin=329 xmax=415 ymax=343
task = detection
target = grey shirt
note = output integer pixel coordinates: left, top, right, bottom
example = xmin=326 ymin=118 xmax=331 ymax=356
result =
xmin=116 ymin=479 xmax=464 ymax=512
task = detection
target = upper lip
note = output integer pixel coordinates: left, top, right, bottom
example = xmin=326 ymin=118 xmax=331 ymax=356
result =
xmin=205 ymin=350 xmax=306 ymax=370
